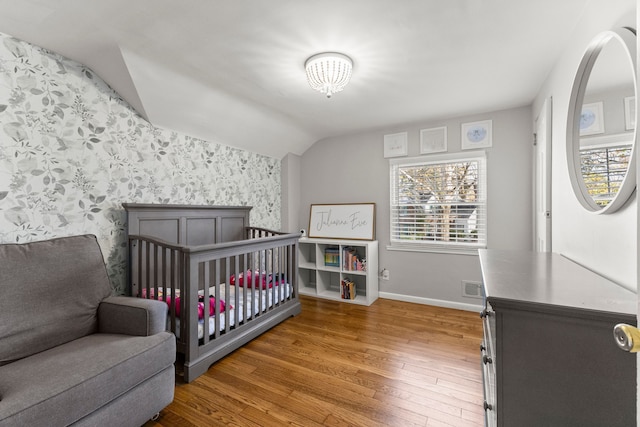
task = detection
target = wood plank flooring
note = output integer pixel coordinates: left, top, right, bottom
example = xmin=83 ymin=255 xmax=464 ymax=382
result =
xmin=145 ymin=296 xmax=485 ymax=427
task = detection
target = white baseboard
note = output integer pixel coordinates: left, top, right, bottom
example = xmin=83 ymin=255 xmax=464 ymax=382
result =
xmin=379 ymin=292 xmax=483 ymax=313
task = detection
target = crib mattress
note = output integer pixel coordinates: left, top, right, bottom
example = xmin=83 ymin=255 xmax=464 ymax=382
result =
xmin=171 ymin=283 xmax=292 ymax=339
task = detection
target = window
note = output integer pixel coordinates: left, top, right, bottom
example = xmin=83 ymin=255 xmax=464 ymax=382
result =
xmin=389 ymin=151 xmax=487 ymax=254
xmin=580 ymin=144 xmax=631 ymax=206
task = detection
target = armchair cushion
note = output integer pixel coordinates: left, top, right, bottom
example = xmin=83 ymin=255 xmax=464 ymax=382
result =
xmin=0 ymin=235 xmax=112 ymax=365
xmin=0 ymin=331 xmax=175 ymax=426
xmin=99 ymin=296 xmax=168 ymax=336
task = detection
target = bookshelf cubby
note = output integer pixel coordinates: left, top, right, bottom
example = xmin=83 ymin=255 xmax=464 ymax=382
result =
xmin=297 ymin=238 xmax=378 ymax=305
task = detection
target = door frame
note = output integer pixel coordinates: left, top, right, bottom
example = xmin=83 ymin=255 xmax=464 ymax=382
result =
xmin=533 ymin=96 xmax=552 ymax=252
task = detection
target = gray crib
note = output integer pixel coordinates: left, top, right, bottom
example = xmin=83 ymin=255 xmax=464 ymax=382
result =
xmin=123 ymin=203 xmax=301 ymax=382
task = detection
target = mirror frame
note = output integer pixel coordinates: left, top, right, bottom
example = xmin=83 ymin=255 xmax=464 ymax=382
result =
xmin=566 ymin=27 xmax=637 ymax=214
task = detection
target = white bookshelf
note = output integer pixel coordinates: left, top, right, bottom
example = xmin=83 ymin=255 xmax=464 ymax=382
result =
xmin=298 ymin=238 xmax=378 ymax=306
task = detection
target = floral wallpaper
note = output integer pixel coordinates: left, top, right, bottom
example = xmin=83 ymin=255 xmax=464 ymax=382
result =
xmin=0 ymin=32 xmax=281 ymax=294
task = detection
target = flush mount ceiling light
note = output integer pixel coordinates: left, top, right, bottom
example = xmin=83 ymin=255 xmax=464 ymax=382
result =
xmin=304 ymin=52 xmax=353 ymax=98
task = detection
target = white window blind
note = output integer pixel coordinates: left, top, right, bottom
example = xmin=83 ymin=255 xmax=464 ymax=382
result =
xmin=580 ymin=144 xmax=631 ymax=206
xmin=390 ymin=152 xmax=487 ymax=253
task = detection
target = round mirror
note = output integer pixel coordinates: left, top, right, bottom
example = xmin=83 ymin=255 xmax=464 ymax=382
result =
xmin=567 ymin=28 xmax=637 ymax=214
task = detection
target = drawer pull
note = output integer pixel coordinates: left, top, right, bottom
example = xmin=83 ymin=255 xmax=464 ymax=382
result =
xmin=483 ymin=355 xmax=492 ymax=365
xmin=480 ymin=309 xmax=492 ymax=319
xmin=484 ymin=401 xmax=493 ymax=411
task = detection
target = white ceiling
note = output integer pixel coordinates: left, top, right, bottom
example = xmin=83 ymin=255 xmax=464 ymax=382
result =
xmin=0 ymin=0 xmax=590 ymax=158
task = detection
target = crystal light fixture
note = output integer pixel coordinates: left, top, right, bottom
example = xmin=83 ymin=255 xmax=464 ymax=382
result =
xmin=304 ymin=52 xmax=353 ymax=98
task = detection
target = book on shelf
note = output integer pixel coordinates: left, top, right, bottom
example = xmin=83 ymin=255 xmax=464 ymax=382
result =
xmin=340 ymin=278 xmax=356 ymax=300
xmin=324 ymin=247 xmax=339 ymax=267
xmin=342 ymin=247 xmax=366 ymax=272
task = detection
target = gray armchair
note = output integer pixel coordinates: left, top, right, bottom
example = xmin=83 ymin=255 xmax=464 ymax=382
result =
xmin=0 ymin=234 xmax=175 ymax=427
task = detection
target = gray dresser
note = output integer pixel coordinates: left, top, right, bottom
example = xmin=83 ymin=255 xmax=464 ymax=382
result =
xmin=479 ymin=249 xmax=636 ymax=427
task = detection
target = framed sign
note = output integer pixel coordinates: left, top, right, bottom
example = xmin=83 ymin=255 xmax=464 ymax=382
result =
xmin=383 ymin=132 xmax=408 ymax=158
xmin=579 ymin=102 xmax=604 ymax=136
xmin=461 ymin=120 xmax=492 ymax=150
xmin=308 ymin=203 xmax=375 ymax=240
xmin=420 ymin=126 xmax=448 ymax=154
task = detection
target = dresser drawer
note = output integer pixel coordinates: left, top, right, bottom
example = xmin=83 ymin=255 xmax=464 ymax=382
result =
xmin=482 ymin=316 xmax=494 ymax=361
xmin=481 ymin=302 xmax=496 ymax=362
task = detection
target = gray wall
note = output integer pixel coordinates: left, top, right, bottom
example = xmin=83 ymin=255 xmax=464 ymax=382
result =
xmin=290 ymin=0 xmax=638 ymax=307
xmin=281 ymin=152 xmax=301 ymax=233
xmin=296 ymin=106 xmax=532 ymax=309
xmin=532 ymin=0 xmax=636 ymax=291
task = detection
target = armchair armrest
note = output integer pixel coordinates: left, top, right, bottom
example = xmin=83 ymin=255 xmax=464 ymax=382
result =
xmin=98 ymin=296 xmax=168 ymax=336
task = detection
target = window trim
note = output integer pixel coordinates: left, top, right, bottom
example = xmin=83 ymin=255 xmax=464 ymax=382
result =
xmin=579 ymin=143 xmax=632 ymax=206
xmin=388 ymin=151 xmax=487 ymax=255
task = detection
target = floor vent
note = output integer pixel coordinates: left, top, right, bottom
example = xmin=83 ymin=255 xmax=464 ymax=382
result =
xmin=462 ymin=280 xmax=483 ymax=299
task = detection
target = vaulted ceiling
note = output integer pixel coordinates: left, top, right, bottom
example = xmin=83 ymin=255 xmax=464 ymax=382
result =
xmin=0 ymin=1 xmax=590 ymax=158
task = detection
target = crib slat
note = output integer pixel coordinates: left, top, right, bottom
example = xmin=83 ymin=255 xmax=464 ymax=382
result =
xmin=269 ymin=247 xmax=275 ymax=309
xmin=288 ymin=242 xmax=294 ymax=299
xmin=232 ymin=255 xmax=240 ymax=326
xmin=223 ymin=257 xmax=230 ymax=333
xmin=283 ymin=245 xmax=287 ymax=301
xmin=257 ymin=249 xmax=264 ymax=315
xmin=247 ymin=250 xmax=254 ymax=320
xmin=278 ymin=245 xmax=284 ymax=303
xmin=179 ymin=249 xmax=187 ymax=350
xmin=144 ymin=240 xmax=151 ymax=300
xmin=215 ymin=258 xmax=222 ymax=339
xmin=186 ymin=254 xmax=199 ymax=360
xmin=160 ymin=246 xmax=166 ymax=304
xmin=135 ymin=240 xmax=141 ymax=297
xmin=242 ymin=249 xmax=249 ymax=322
xmin=202 ymin=261 xmax=210 ymax=344
xmin=153 ymin=243 xmax=159 ymax=302
xmin=168 ymin=248 xmax=176 ymax=338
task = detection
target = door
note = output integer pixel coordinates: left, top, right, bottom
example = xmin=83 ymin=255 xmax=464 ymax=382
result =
xmin=534 ymin=97 xmax=552 ymax=252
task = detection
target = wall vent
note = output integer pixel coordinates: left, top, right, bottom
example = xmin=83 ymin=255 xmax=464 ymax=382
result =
xmin=462 ymin=280 xmax=483 ymax=299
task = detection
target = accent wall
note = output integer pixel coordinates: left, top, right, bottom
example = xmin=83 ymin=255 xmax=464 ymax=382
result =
xmin=0 ymin=32 xmax=281 ymax=294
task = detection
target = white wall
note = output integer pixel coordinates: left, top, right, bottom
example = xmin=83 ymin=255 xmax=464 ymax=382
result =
xmin=297 ymin=106 xmax=532 ymax=309
xmin=532 ymin=0 xmax=637 ymax=290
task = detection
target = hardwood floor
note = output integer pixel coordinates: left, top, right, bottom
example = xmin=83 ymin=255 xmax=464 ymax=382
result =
xmin=146 ymin=296 xmax=485 ymax=427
